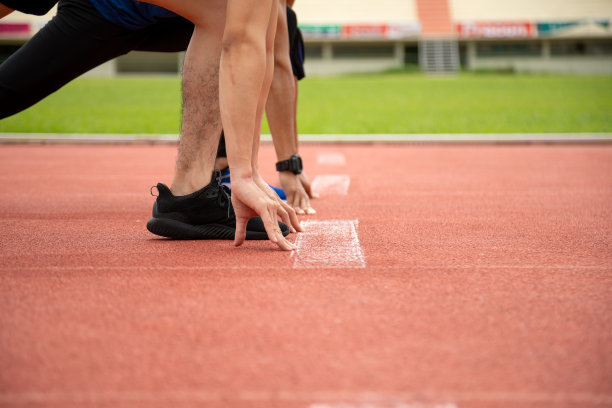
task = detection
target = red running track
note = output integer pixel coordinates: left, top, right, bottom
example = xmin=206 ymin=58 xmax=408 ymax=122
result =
xmin=0 ymin=143 xmax=611 ymax=408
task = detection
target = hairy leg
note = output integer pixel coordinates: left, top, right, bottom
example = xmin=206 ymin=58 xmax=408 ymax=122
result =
xmin=171 ymin=25 xmax=222 ymax=194
xmin=141 ymin=0 xmax=226 ymax=195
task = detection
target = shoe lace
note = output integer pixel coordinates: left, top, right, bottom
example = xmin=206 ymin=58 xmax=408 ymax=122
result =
xmin=215 ymin=171 xmax=233 ymax=219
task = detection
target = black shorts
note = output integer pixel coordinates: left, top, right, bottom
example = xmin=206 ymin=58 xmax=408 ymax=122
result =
xmin=286 ymin=6 xmax=305 ymax=80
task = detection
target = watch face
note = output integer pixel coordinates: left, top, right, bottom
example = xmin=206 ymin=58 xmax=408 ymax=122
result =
xmin=291 ymin=155 xmax=303 ymax=174
xmin=277 ymin=155 xmax=303 ymax=174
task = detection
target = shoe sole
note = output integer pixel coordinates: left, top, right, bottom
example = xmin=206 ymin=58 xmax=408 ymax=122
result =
xmin=147 ymin=217 xmax=282 ymax=240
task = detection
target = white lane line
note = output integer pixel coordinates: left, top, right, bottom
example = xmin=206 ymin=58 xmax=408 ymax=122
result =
xmin=293 ymin=220 xmax=365 ymax=269
xmin=312 ymin=175 xmax=350 ymax=196
xmin=317 ymin=152 xmax=347 ymax=165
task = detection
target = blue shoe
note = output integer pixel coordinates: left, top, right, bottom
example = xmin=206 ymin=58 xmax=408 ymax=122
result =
xmin=219 ymin=167 xmax=287 ymax=200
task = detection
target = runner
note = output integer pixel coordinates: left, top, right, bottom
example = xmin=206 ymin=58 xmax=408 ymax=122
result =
xmin=0 ymin=0 xmax=315 ymax=248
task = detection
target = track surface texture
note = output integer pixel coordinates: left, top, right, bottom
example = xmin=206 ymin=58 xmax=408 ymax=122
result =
xmin=1 ymin=143 xmax=611 ymax=408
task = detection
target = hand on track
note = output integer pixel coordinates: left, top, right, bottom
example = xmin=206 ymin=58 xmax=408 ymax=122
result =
xmin=253 ymin=173 xmax=302 ymax=233
xmin=279 ymin=171 xmax=316 ymax=215
xmin=231 ymin=176 xmax=299 ymax=251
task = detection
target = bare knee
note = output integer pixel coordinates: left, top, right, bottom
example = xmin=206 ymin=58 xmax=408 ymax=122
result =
xmin=222 ymin=30 xmax=252 ymax=54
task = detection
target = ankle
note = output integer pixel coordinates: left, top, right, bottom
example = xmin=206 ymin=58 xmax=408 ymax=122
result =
xmin=170 ymin=172 xmax=213 ymax=196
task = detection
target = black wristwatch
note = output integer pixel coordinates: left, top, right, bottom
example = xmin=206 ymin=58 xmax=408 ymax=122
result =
xmin=275 ymin=154 xmax=303 ymax=175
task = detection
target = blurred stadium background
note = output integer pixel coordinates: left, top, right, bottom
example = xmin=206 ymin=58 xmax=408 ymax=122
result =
xmin=2 ymin=0 xmax=611 ymax=76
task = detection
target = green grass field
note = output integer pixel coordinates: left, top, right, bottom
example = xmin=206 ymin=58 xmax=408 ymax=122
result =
xmin=1 ymin=72 xmax=611 ymax=134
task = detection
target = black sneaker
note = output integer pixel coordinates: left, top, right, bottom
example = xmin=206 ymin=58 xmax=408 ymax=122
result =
xmin=146 ymin=171 xmax=289 ymax=240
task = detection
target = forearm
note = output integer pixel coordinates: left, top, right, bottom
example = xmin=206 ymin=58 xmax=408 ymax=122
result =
xmin=267 ymin=62 xmax=298 ymax=161
xmin=266 ymin=1 xmax=298 ymax=162
xmin=251 ymin=2 xmax=277 ymax=176
xmin=219 ymin=37 xmax=266 ymax=179
xmin=221 ymin=0 xmax=280 ymax=181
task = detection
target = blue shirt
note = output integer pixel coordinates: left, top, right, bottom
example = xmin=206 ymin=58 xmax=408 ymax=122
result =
xmin=90 ymin=0 xmax=178 ymax=29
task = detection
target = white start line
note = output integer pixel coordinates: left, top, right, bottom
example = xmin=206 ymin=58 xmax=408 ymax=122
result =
xmin=311 ymin=175 xmax=351 ymax=196
xmin=317 ymin=152 xmax=347 ymax=166
xmin=293 ymin=220 xmax=366 ymax=269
